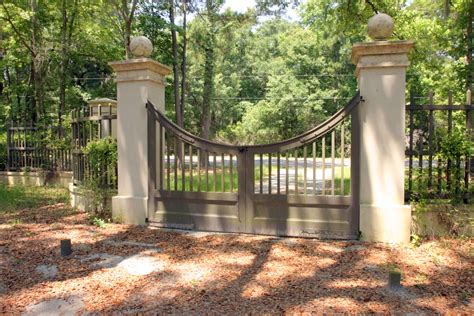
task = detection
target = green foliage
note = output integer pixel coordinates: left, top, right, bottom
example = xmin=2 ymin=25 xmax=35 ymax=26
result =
xmin=0 ymin=0 xmax=472 ymax=148
xmin=80 ymin=137 xmax=117 ymax=220
xmin=410 ymin=233 xmax=423 ymax=247
xmin=412 ymin=201 xmax=473 ymax=238
xmin=89 ymin=216 xmax=108 ymax=228
xmin=438 ymin=127 xmax=473 ymax=161
xmin=82 ymin=137 xmax=118 ymax=186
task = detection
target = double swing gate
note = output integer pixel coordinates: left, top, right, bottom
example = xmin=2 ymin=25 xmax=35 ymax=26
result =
xmin=146 ymin=92 xmax=362 ymax=239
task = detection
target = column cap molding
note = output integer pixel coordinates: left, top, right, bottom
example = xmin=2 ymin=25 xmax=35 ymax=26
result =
xmin=109 ymin=58 xmax=172 ymax=76
xmin=351 ymin=40 xmax=414 ymax=65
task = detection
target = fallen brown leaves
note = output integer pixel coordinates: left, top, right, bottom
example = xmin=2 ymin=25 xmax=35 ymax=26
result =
xmin=0 ymin=203 xmax=472 ymax=314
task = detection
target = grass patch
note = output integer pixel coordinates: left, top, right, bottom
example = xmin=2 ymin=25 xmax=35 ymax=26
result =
xmin=162 ymin=166 xmax=351 ymax=195
xmin=0 ymin=184 xmax=70 ymax=213
xmin=164 ymin=168 xmax=239 ymax=192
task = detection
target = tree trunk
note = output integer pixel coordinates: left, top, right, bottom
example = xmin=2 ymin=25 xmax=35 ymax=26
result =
xmin=169 ymin=0 xmax=182 ymax=127
xmin=59 ymin=0 xmax=68 ymax=135
xmin=201 ymin=0 xmax=215 ymax=140
xmin=466 ymin=1 xmax=473 ymax=91
xmin=119 ymin=0 xmax=138 ymax=59
xmin=29 ymin=61 xmax=37 ymax=123
xmin=180 ymin=0 xmax=187 ymax=121
xmin=125 ymin=19 xmax=132 ymax=59
xmin=31 ymin=0 xmax=39 ymax=123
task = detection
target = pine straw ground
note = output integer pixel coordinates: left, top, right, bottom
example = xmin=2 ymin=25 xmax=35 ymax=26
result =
xmin=0 ymin=196 xmax=473 ymax=314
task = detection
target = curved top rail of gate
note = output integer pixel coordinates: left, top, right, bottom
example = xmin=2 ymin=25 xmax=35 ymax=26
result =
xmin=146 ymin=91 xmax=361 ymax=154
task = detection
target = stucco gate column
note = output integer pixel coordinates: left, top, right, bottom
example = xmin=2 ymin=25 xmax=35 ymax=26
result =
xmin=109 ymin=36 xmax=171 ymax=224
xmin=351 ymin=14 xmax=414 ymax=243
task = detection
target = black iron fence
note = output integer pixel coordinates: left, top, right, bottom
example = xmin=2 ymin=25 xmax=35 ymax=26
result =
xmin=6 ymin=123 xmax=72 ymax=172
xmin=405 ymin=91 xmax=473 ymax=202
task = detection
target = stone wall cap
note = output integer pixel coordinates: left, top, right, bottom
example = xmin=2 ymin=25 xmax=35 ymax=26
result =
xmin=87 ymin=98 xmax=117 ymax=106
xmin=351 ymin=40 xmax=415 ymax=64
xmin=109 ymin=58 xmax=172 ymax=76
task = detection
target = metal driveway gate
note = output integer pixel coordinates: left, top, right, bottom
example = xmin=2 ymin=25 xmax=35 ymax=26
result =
xmin=146 ymin=92 xmax=362 ymax=239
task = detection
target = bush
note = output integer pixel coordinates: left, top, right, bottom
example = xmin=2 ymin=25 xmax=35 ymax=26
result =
xmin=436 ymin=127 xmax=473 ymax=202
xmin=80 ymin=137 xmax=117 ymax=221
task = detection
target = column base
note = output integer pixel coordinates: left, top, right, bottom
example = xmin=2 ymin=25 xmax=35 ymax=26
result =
xmin=360 ymin=204 xmax=412 ymax=243
xmin=112 ymin=196 xmax=147 ymax=225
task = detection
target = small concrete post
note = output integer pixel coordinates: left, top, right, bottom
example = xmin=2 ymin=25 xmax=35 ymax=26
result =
xmin=351 ymin=14 xmax=414 ymax=243
xmin=109 ymin=36 xmax=171 ymax=224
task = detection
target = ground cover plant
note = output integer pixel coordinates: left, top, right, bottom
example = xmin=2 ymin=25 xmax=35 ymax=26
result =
xmin=0 ymin=185 xmax=472 ymax=314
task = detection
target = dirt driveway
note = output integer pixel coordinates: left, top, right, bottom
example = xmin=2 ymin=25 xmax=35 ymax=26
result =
xmin=0 ymin=204 xmax=472 ymax=314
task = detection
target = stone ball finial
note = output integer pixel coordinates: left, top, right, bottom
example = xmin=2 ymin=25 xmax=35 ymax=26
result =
xmin=130 ymin=36 xmax=153 ymax=58
xmin=368 ymin=13 xmax=394 ymax=40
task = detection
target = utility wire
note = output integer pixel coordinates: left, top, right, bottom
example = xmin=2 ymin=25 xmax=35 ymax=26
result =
xmin=212 ymin=97 xmax=353 ymax=101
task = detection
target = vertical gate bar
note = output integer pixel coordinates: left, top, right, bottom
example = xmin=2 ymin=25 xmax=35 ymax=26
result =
xmin=455 ymin=156 xmax=461 ymax=196
xmin=322 ymin=137 xmax=326 ymax=195
xmin=408 ymin=92 xmax=414 ymax=198
xmin=331 ymin=130 xmax=335 ymax=195
xmin=285 ymin=152 xmax=289 ymax=194
xmin=190 ymin=144 xmax=194 ymax=192
xmin=174 ymin=139 xmax=178 ymax=191
xmin=465 ymin=89 xmax=472 ymax=202
xmin=158 ymin=125 xmax=163 ymax=190
xmin=166 ymin=135 xmax=171 ymax=190
xmin=313 ymin=141 xmax=316 ymax=195
xmin=268 ymin=153 xmax=272 ymax=194
xmin=161 ymin=127 xmax=166 ymax=189
xmin=230 ymin=154 xmax=233 ymax=192
xmin=242 ymin=151 xmax=254 ymax=234
xmin=277 ymin=152 xmax=281 ymax=194
xmin=437 ymin=140 xmax=442 ymax=195
xmin=341 ymin=124 xmax=345 ymax=195
xmin=295 ymin=149 xmax=299 ymax=194
xmin=418 ymin=130 xmax=423 ymax=190
xmin=303 ymin=146 xmax=307 ymax=195
xmin=181 ymin=141 xmax=186 ymax=191
xmin=350 ymin=99 xmax=361 ymax=237
xmin=6 ymin=124 xmax=10 ymax=171
xmin=428 ymin=92 xmax=434 ymax=189
xmin=259 ymin=154 xmax=263 ymax=194
xmin=213 ymin=153 xmax=217 ymax=192
xmin=147 ymin=106 xmax=157 ymax=216
xmin=447 ymin=91 xmax=453 ymax=191
xmin=23 ymin=129 xmax=26 ymax=168
xmin=98 ymin=105 xmax=102 ymax=138
xmin=198 ymin=149 xmax=202 ymax=192
xmin=221 ymin=153 xmax=225 ymax=192
xmin=205 ymin=150 xmax=209 ymax=191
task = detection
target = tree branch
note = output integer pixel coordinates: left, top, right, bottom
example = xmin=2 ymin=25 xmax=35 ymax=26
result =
xmin=1 ymin=3 xmax=36 ymax=56
xmin=365 ymin=0 xmax=379 ymax=14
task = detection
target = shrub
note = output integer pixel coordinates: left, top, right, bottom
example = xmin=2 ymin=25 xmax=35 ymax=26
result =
xmin=80 ymin=137 xmax=117 ymax=221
